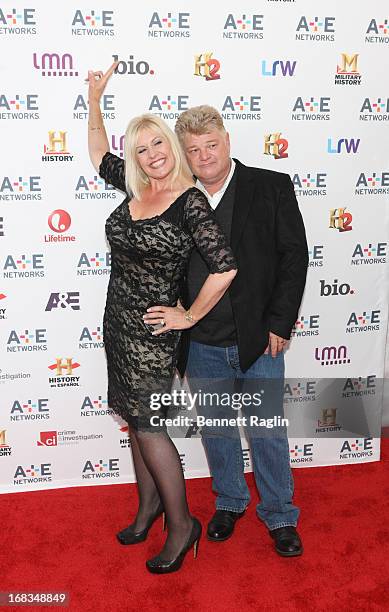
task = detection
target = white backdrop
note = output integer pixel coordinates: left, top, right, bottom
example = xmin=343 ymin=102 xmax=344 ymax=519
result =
xmin=1 ymin=1 xmax=388 ymax=493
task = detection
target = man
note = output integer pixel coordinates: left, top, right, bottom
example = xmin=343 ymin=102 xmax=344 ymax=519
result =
xmin=175 ymin=106 xmax=308 ymax=557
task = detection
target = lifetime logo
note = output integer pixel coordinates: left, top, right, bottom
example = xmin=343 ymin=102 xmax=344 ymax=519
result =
xmin=314 ymin=345 xmax=351 ymax=366
xmin=261 ymin=60 xmax=296 ymax=77
xmin=194 ymin=52 xmax=221 ymax=81
xmin=264 ymin=133 xmax=288 ymax=159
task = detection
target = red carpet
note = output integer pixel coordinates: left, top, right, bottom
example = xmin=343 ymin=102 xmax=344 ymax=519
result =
xmin=2 ymin=440 xmax=389 ymax=612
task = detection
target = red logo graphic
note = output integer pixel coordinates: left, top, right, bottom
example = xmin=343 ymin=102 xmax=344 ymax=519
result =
xmin=37 ymin=431 xmax=57 ymax=446
xmin=48 ymin=209 xmax=71 ymax=233
xmin=0 ymin=293 xmax=6 ymax=300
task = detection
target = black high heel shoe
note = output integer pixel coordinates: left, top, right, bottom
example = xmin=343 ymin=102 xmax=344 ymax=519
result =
xmin=116 ymin=505 xmax=166 ymax=545
xmin=146 ymin=517 xmax=202 ymax=574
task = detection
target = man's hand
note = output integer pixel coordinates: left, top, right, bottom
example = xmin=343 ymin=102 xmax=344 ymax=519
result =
xmin=265 ymin=331 xmax=289 ymax=358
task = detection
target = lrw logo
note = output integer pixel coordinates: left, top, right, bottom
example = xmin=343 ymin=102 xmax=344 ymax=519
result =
xmin=327 ymin=137 xmax=360 ymax=153
xmin=261 ymin=60 xmax=296 ymax=76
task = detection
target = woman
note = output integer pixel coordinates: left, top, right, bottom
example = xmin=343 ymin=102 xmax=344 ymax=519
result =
xmin=87 ymin=63 xmax=237 ymax=574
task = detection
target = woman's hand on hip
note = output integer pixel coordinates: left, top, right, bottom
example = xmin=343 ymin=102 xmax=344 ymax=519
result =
xmin=143 ymin=304 xmax=194 ymax=335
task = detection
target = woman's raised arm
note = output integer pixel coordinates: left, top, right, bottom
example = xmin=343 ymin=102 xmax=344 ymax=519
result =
xmin=87 ymin=61 xmax=118 ymax=172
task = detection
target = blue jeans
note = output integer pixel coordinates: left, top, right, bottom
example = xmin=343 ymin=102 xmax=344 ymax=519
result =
xmin=186 ymin=341 xmax=300 ymax=530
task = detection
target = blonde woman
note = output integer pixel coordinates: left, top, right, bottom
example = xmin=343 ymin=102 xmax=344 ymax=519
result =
xmin=87 ymin=63 xmax=237 ymax=574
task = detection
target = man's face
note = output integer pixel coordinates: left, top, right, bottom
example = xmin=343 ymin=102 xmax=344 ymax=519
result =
xmin=182 ymin=128 xmax=231 ymax=185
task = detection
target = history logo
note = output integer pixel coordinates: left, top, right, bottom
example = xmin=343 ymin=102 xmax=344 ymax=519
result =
xmin=42 ymin=131 xmax=73 ymax=162
xmin=48 ymin=358 xmax=80 ymax=388
xmin=0 ymin=292 xmax=6 ymax=320
xmin=316 ymin=408 xmax=342 ymax=434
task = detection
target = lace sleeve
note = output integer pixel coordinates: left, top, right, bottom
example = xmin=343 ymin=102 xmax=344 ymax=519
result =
xmin=99 ymin=152 xmax=126 ymax=192
xmin=183 ymin=188 xmax=237 ymax=274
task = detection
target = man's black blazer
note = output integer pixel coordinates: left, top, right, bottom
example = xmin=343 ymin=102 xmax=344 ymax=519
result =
xmin=177 ymin=158 xmax=309 ymax=376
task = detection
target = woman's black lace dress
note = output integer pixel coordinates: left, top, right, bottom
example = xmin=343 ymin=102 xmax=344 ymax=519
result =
xmin=99 ymin=152 xmax=237 ymax=430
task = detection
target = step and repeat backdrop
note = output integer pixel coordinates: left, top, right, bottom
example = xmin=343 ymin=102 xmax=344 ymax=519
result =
xmin=1 ymin=1 xmax=388 ymax=493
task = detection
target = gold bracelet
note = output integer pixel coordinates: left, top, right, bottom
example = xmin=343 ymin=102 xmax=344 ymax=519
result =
xmin=184 ymin=309 xmax=197 ymax=323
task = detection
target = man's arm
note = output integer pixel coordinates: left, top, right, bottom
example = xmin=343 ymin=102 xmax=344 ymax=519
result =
xmin=267 ymin=174 xmax=309 ymax=341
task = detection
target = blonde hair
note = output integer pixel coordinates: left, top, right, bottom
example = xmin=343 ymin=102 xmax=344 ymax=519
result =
xmin=124 ymin=114 xmax=193 ymax=200
xmin=175 ymin=105 xmax=225 ymax=144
